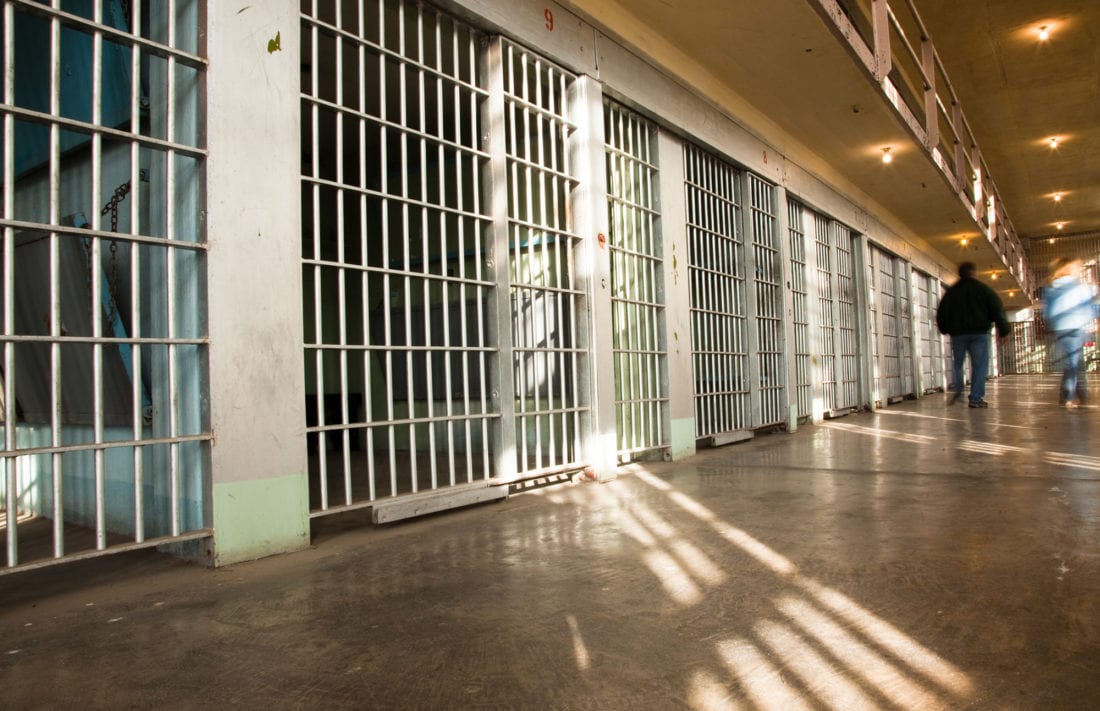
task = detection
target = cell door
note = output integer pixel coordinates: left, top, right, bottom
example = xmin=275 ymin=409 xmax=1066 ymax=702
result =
xmin=874 ymin=246 xmax=903 ymax=400
xmin=301 ymin=1 xmax=495 ymax=512
xmin=748 ymin=176 xmax=786 ymax=427
xmin=833 ymin=223 xmax=861 ymax=410
xmin=604 ymin=103 xmax=668 ymax=458
xmin=813 ymin=214 xmax=839 ymax=412
xmin=915 ymin=270 xmax=938 ymax=391
xmin=685 ymin=145 xmax=749 ymax=437
xmin=787 ymin=202 xmax=812 ymax=419
xmin=499 ymin=41 xmax=585 ymax=477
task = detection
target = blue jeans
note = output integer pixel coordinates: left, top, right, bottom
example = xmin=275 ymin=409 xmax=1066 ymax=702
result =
xmin=951 ymin=333 xmax=991 ymax=402
xmin=1054 ymin=329 xmax=1087 ymax=402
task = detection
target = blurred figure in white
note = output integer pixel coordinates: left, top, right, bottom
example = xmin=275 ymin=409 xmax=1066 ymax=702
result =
xmin=1042 ymin=257 xmax=1099 ymax=408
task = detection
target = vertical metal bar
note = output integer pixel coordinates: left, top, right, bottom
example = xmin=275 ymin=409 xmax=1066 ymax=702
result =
xmin=396 ymin=0 xmax=418 ymax=494
xmin=334 ymin=3 xmax=353 ymax=505
xmin=3 ymin=0 xmax=17 ymax=567
xmin=166 ymin=0 xmax=181 ymax=536
xmin=90 ymin=11 xmax=108 ymax=549
xmin=308 ymin=8 xmax=328 ymax=510
xmin=131 ymin=0 xmax=145 ymax=542
xmin=435 ymin=14 xmax=455 ymax=488
xmin=378 ymin=0 xmax=397 ymax=498
xmin=357 ymin=7 xmax=375 ymax=500
xmin=48 ymin=5 xmax=64 ymax=558
xmin=415 ymin=5 xmax=438 ymax=491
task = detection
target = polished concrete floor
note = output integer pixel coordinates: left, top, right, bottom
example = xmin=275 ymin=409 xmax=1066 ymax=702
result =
xmin=2 ymin=375 xmax=1098 ymax=709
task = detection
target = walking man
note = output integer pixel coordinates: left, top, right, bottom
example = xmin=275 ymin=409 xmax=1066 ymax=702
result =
xmin=936 ymin=262 xmax=1012 ymax=408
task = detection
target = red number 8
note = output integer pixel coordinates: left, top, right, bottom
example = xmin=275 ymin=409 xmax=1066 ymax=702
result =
xmin=545 ymin=8 xmax=554 ymax=31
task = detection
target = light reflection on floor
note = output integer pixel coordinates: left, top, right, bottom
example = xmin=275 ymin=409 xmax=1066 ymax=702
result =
xmin=540 ymin=467 xmax=974 ymax=709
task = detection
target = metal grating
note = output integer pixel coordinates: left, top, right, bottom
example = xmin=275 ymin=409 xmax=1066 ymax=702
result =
xmin=833 ymin=222 xmax=860 ymax=409
xmin=604 ymin=101 xmax=667 ymax=457
xmin=685 ymin=144 xmax=749 ymax=437
xmin=898 ymin=261 xmax=914 ymax=395
xmin=787 ymin=201 xmax=812 ymax=418
xmin=500 ymin=40 xmax=584 ymax=476
xmin=914 ymin=270 xmax=940 ymax=391
xmin=748 ymin=174 xmax=784 ymax=426
xmin=1 ymin=0 xmax=209 ymax=571
xmin=876 ymin=247 xmax=902 ymax=399
xmin=813 ymin=213 xmax=838 ymax=412
xmin=301 ymin=0 xmax=496 ymax=512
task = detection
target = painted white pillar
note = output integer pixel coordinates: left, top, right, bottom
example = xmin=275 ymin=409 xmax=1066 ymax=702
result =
xmin=204 ymin=2 xmax=309 ymax=565
xmin=656 ymin=130 xmax=696 ymax=459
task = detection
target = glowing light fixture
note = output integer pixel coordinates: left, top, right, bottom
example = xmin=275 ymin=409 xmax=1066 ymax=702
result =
xmin=960 ymin=238 xmax=968 ymax=247
xmin=1053 ymin=192 xmax=1064 ymax=202
xmin=991 ymin=273 xmax=998 ymax=281
xmin=1009 ymin=291 xmax=1016 ymax=298
xmin=1050 ymin=238 xmax=1056 ymax=244
xmin=1038 ymin=25 xmax=1050 ymax=41
xmin=881 ymin=147 xmax=893 ymax=164
xmin=1048 ymin=137 xmax=1060 ymax=149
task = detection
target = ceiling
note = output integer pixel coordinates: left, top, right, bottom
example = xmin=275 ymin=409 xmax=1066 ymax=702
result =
xmin=558 ymin=0 xmax=1100 ymax=311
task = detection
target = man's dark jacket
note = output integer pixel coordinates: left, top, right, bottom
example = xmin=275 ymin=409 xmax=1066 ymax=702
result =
xmin=936 ymin=277 xmax=1011 ymax=337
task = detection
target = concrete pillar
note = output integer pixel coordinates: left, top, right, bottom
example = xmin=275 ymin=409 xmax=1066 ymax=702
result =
xmin=656 ymin=130 xmax=696 ymax=460
xmin=204 ymin=2 xmax=309 ymax=565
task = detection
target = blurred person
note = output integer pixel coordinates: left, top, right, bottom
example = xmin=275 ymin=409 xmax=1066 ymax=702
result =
xmin=936 ymin=261 xmax=1012 ymax=408
xmin=1042 ymin=257 xmax=1098 ymax=408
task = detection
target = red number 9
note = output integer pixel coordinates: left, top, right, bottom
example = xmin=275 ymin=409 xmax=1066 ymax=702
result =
xmin=545 ymin=8 xmax=554 ymax=31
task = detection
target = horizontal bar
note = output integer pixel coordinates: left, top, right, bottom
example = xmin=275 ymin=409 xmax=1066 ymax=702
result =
xmin=371 ymin=482 xmax=507 ymax=524
xmin=306 ymin=342 xmax=495 ymax=353
xmin=301 ymin=95 xmax=491 ymax=163
xmin=0 ymin=433 xmax=212 ymax=458
xmin=603 ymin=144 xmax=658 ymax=171
xmin=307 ymin=412 xmax=500 ymax=433
xmin=0 ymin=105 xmax=207 ymax=160
xmin=301 ymin=175 xmax=492 ymax=223
xmin=301 ymin=256 xmax=494 ymax=288
xmin=506 ymin=154 xmax=579 ymax=186
xmin=504 ymin=94 xmax=577 ymax=132
xmin=10 ymin=0 xmax=206 ymax=68
xmin=0 ymin=334 xmax=207 ymax=346
xmin=300 ymin=16 xmax=489 ymax=100
xmin=2 ymin=220 xmax=208 ymax=251
xmin=0 ymin=529 xmax=211 ymax=576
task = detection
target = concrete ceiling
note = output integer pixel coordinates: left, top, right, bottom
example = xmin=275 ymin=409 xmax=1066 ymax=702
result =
xmin=912 ymin=1 xmax=1100 ymax=247
xmin=560 ymin=0 xmax=1098 ymax=310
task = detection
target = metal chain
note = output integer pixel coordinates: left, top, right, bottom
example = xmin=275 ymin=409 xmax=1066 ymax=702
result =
xmin=97 ymin=181 xmax=131 ymax=329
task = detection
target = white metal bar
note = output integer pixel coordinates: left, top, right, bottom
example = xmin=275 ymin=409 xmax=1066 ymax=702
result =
xmin=48 ymin=4 xmax=64 ymax=558
xmin=131 ymin=0 xmax=145 ymax=543
xmin=5 ymin=0 xmax=18 ymax=566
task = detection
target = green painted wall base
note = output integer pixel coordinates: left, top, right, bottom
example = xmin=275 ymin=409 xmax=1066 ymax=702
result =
xmin=213 ymin=473 xmax=310 ymax=566
xmin=670 ymin=417 xmax=696 ymax=460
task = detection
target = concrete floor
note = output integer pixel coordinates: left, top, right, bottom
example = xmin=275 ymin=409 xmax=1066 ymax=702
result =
xmin=2 ymin=374 xmax=1098 ymax=709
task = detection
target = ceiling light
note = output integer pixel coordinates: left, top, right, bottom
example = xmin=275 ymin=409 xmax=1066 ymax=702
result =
xmin=1009 ymin=291 xmax=1016 ymax=297
xmin=1057 ymin=222 xmax=1065 ymax=230
xmin=1053 ymin=192 xmax=1064 ymax=202
xmin=881 ymin=147 xmax=893 ymax=164
xmin=1050 ymin=238 xmax=1056 ymax=244
xmin=1038 ymin=25 xmax=1050 ymax=41
xmin=1048 ymin=137 xmax=1060 ymax=149
xmin=991 ymin=273 xmax=998 ymax=281
xmin=960 ymin=238 xmax=968 ymax=247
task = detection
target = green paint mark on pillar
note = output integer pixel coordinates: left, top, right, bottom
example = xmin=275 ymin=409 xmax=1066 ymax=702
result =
xmin=267 ymin=31 xmax=282 ymax=53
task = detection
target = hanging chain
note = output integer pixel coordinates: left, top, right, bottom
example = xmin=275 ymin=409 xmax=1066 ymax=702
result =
xmin=96 ymin=181 xmax=132 ymax=328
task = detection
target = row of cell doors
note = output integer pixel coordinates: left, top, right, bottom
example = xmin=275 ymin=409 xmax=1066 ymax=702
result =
xmin=299 ymin=0 xmax=949 ymax=517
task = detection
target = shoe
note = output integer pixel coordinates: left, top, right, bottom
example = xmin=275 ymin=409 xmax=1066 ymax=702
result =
xmin=968 ymin=399 xmax=989 ymax=408
xmin=1065 ymin=400 xmax=1079 ymax=410
xmin=947 ymin=392 xmax=961 ymax=405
